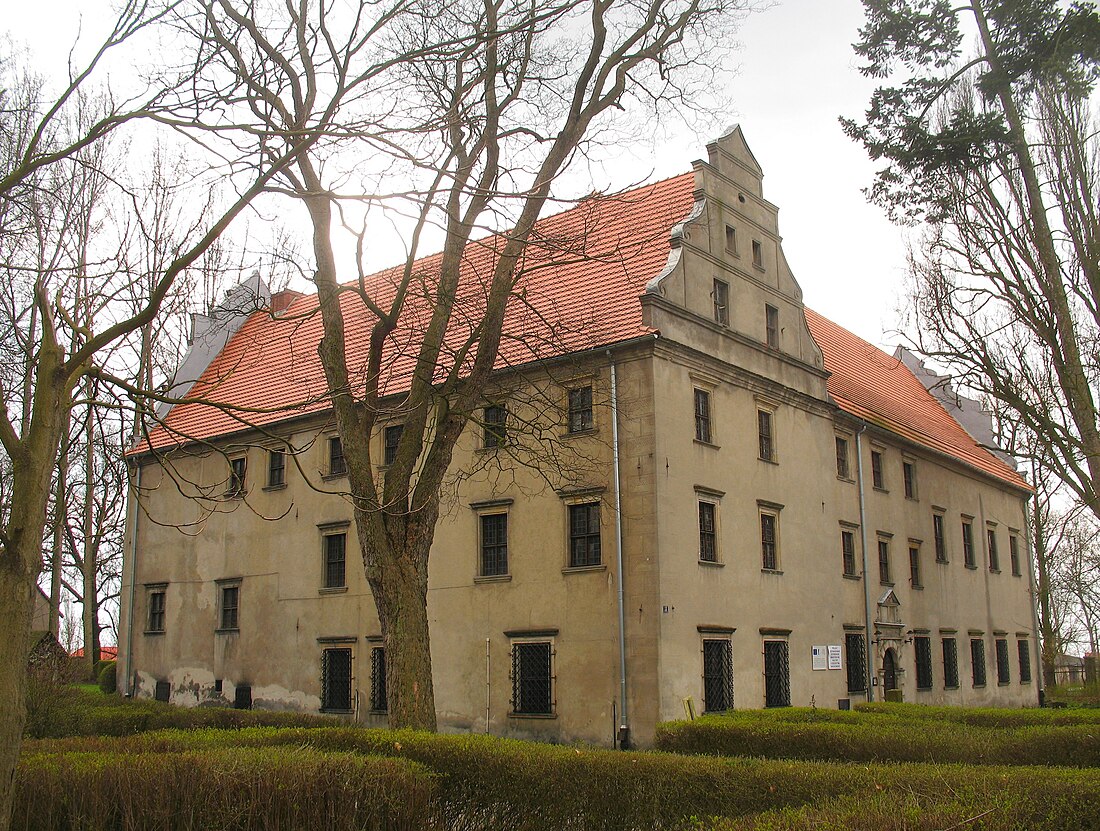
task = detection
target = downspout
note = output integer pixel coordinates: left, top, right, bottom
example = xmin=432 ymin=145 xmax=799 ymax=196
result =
xmin=608 ymin=352 xmax=629 ymax=748
xmin=1023 ymin=494 xmax=1044 ymax=704
xmin=855 ymin=424 xmax=875 ymax=701
xmin=123 ymin=462 xmax=142 ymax=696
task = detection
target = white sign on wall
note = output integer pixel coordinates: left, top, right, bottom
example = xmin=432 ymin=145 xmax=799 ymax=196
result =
xmin=828 ymin=644 xmax=843 ymax=670
xmin=812 ymin=645 xmax=827 ymax=671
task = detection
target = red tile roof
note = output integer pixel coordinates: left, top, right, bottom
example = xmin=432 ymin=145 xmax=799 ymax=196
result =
xmin=143 ymin=170 xmax=1029 ymax=492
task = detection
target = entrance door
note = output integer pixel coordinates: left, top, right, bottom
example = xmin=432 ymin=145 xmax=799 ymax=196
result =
xmin=882 ymin=647 xmax=898 ymax=692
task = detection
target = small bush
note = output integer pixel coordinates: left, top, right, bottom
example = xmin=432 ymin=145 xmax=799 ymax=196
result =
xmin=96 ymin=660 xmax=117 ymax=694
xmin=854 ymin=701 xmax=1100 ymax=727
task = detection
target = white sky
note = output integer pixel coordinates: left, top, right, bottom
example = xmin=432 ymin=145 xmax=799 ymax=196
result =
xmin=6 ymin=0 xmax=913 ymax=348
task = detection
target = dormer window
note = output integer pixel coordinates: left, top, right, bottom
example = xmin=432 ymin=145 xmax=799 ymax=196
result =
xmin=713 ymin=279 xmax=729 ymax=326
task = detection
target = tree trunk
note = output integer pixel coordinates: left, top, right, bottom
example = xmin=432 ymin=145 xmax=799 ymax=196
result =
xmin=1033 ymin=494 xmax=1058 ymax=688
xmin=0 ymin=568 xmax=35 ymax=831
xmin=81 ymin=398 xmax=100 ymax=678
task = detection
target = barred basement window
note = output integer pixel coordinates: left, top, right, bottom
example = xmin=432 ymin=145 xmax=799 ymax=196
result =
xmin=480 ymin=513 xmax=509 ymax=576
xmin=845 ymin=633 xmax=867 ymax=693
xmin=328 ymin=436 xmax=346 ymax=476
xmin=568 ymin=503 xmax=601 ymax=567
xmin=702 ymin=639 xmax=734 ymax=712
xmin=962 ymin=519 xmax=976 ymax=568
xmin=321 ymin=647 xmax=353 ymax=712
xmin=369 ymin=646 xmax=387 ymax=712
xmin=384 ymin=424 xmax=403 ymax=466
xmin=995 ymin=638 xmax=1010 ymax=685
xmin=699 ymin=501 xmax=717 ymax=563
xmin=511 ymin=641 xmax=553 ymax=715
xmin=942 ymin=637 xmax=959 ymax=689
xmin=1018 ymin=639 xmax=1032 ymax=683
xmin=694 ymin=389 xmax=712 ymax=443
xmin=933 ymin=513 xmax=947 ymax=563
xmin=841 ymin=530 xmax=857 ymax=577
xmin=323 ymin=533 xmax=346 ymax=589
xmin=914 ymin=636 xmax=933 ymax=690
xmin=970 ymin=638 xmax=987 ymax=687
xmin=567 ymin=386 xmax=594 ymax=433
xmin=763 ymin=640 xmax=791 ymax=708
xmin=483 ymin=404 xmax=507 ymax=449
xmin=267 ymin=448 xmax=286 ymax=487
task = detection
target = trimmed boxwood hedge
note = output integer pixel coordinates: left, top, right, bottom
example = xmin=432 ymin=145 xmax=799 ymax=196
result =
xmin=854 ymin=700 xmax=1100 ymax=727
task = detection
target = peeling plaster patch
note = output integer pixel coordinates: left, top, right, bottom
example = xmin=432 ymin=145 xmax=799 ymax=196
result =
xmin=249 ymin=684 xmax=321 ymax=712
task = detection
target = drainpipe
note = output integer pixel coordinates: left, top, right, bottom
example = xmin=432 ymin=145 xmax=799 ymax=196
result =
xmin=855 ymin=425 xmax=875 ymax=701
xmin=608 ymin=352 xmax=629 ymax=748
xmin=123 ymin=463 xmax=142 ymax=696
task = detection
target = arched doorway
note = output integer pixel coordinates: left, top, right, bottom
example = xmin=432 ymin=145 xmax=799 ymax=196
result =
xmin=882 ymin=647 xmax=898 ymax=692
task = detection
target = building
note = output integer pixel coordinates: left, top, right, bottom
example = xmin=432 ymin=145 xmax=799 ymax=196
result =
xmin=119 ymin=127 xmax=1038 ymax=747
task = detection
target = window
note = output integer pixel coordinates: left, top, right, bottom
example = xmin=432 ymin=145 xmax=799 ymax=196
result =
xmin=369 ymin=645 xmax=387 ymax=712
xmin=970 ymin=638 xmax=987 ymax=687
xmin=933 ymin=513 xmax=947 ymax=563
xmin=724 ymin=224 xmax=737 ymax=254
xmin=1018 ymin=639 xmax=1032 ymax=683
xmin=914 ymin=636 xmax=933 ymax=690
xmin=871 ymin=450 xmax=884 ymax=489
xmin=757 ymin=409 xmax=774 ymax=462
xmin=323 ymin=532 xmax=346 ymax=589
xmin=942 ymin=637 xmax=959 ymax=689
xmin=760 ymin=512 xmax=779 ymax=571
xmin=694 ymin=389 xmax=712 ymax=443
xmin=218 ymin=582 xmax=240 ymax=631
xmin=227 ymin=456 xmax=246 ymax=497
xmin=845 ymin=632 xmax=867 ymax=693
xmin=702 ymin=638 xmax=734 ymax=712
xmin=233 ymin=684 xmax=252 ymax=710
xmin=511 ymin=641 xmax=553 ymax=715
xmin=328 ymin=436 xmax=346 ymax=476
xmin=835 ymin=436 xmax=850 ymax=479
xmin=568 ymin=503 xmax=601 ymax=567
xmin=483 ymin=404 xmax=507 ymax=448
xmin=147 ymin=588 xmax=166 ymax=633
xmin=995 ymin=638 xmax=1010 ymax=685
xmin=320 ymin=647 xmax=352 ymax=712
xmin=987 ymin=527 xmax=1000 ymax=572
xmin=567 ymin=386 xmax=594 ymax=433
xmin=155 ymin=680 xmax=171 ymax=702
xmin=763 ymin=640 xmax=790 ymax=707
xmin=765 ymin=304 xmax=779 ymax=348
xmin=267 ymin=448 xmax=285 ymax=487
xmin=712 ymin=279 xmax=729 ymax=326
xmin=752 ymin=239 xmax=763 ymax=268
xmin=877 ymin=538 xmax=891 ymax=584
xmin=841 ymin=529 xmax=857 ymax=577
xmin=480 ymin=513 xmax=509 ymax=576
xmin=699 ymin=501 xmax=718 ymax=563
xmin=1009 ymin=534 xmax=1022 ymax=576
xmin=909 ymin=544 xmax=922 ymax=588
xmin=384 ymin=424 xmax=403 ymax=466
xmin=903 ymin=461 xmax=916 ymax=499
xmin=962 ymin=519 xmax=975 ymax=568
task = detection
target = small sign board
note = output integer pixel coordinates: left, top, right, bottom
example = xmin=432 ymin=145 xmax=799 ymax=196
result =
xmin=828 ymin=644 xmax=843 ymax=670
xmin=812 ymin=645 xmax=827 ymax=671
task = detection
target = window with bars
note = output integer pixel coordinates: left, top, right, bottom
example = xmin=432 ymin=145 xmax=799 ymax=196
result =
xmin=842 ymin=530 xmax=857 ymax=576
xmin=995 ymin=638 xmax=1010 ymax=685
xmin=218 ymin=583 xmax=240 ymax=631
xmin=757 ymin=410 xmax=774 ymax=462
xmin=384 ymin=424 xmax=404 ymax=466
xmin=568 ymin=503 xmax=601 ymax=567
xmin=227 ymin=456 xmax=246 ymax=497
xmin=713 ymin=279 xmax=729 ymax=326
xmin=903 ymin=461 xmax=916 ymax=499
xmin=328 ymin=437 xmax=346 ymax=476
xmin=909 ymin=545 xmax=922 ymax=588
xmin=699 ymin=502 xmax=717 ymax=563
xmin=942 ymin=637 xmax=959 ymax=689
xmin=268 ymin=448 xmax=285 ymax=487
xmin=914 ymin=636 xmax=933 ymax=689
xmin=147 ymin=589 xmax=166 ymax=633
xmin=483 ymin=405 xmax=507 ymax=449
xmin=321 ymin=647 xmax=353 ymax=712
xmin=765 ymin=304 xmax=779 ymax=348
xmin=845 ymin=633 xmax=867 ymax=693
xmin=763 ymin=640 xmax=790 ymax=708
xmin=369 ymin=646 xmax=387 ymax=712
xmin=760 ymin=513 xmax=779 ymax=571
xmin=323 ymin=533 xmax=346 ymax=589
xmin=511 ymin=641 xmax=553 ymax=715
xmin=694 ymin=389 xmax=712 ymax=443
xmin=1010 ymin=535 xmax=1022 ymax=576
xmin=702 ymin=639 xmax=734 ymax=712
xmin=878 ymin=539 xmax=891 ymax=584
xmin=567 ymin=386 xmax=594 ymax=433
xmin=933 ymin=513 xmax=947 ymax=563
xmin=987 ymin=527 xmax=1000 ymax=572
xmin=871 ymin=450 xmax=885 ymax=489
xmin=480 ymin=513 xmax=509 ymax=576
xmin=971 ymin=638 xmax=987 ymax=687
xmin=835 ymin=436 xmax=850 ymax=479
xmin=962 ymin=520 xmax=976 ymax=567
xmin=1018 ymin=639 xmax=1032 ymax=683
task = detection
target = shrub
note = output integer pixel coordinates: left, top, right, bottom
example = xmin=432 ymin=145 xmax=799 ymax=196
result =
xmin=96 ymin=660 xmax=117 ymax=694
xmin=854 ymin=701 xmax=1100 ymax=727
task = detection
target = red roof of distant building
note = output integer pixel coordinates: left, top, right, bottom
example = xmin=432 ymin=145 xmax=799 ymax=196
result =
xmin=72 ymin=646 xmax=118 ymax=660
xmin=142 ymin=171 xmax=1028 ymax=492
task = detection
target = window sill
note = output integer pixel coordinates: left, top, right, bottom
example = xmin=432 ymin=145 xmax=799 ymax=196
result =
xmin=972 ymin=684 xmax=986 ymax=689
xmin=474 ymin=574 xmax=512 ymax=584
xmin=562 ymin=427 xmax=598 ymax=440
xmin=936 ymin=559 xmax=950 ymax=566
xmin=905 ymin=496 xmax=919 ymax=502
xmin=215 ymin=628 xmax=239 ymax=634
xmin=368 ymin=708 xmax=388 ymax=715
xmin=321 ymin=472 xmax=347 ymax=482
xmin=475 ymin=445 xmax=504 ymax=455
xmin=964 ymin=564 xmax=978 ymax=570
xmin=698 ymin=559 xmax=724 ymax=568
xmin=693 ymin=439 xmax=721 ymax=450
xmin=752 ymin=263 xmax=766 ymax=272
xmin=319 ymin=586 xmax=348 ymax=595
xmin=911 ymin=584 xmax=924 ymax=591
xmin=320 ymin=708 xmax=353 ymax=715
xmin=989 ymin=568 xmax=1001 ymax=574
xmin=758 ymin=457 xmax=778 ymax=465
xmin=562 ymin=564 xmax=606 ymax=575
xmin=998 ymin=682 xmax=1010 ymax=687
xmin=837 ymin=476 xmax=854 ymax=484
xmin=873 ymin=486 xmax=889 ymax=494
xmin=842 ymin=573 xmax=861 ymax=581
xmin=880 ymin=581 xmax=895 ymax=587
xmin=508 ymin=712 xmax=557 ymax=720
xmin=143 ymin=630 xmax=165 ymax=637
xmin=263 ymin=483 xmax=287 ymax=492
xmin=760 ymin=568 xmax=783 ymax=576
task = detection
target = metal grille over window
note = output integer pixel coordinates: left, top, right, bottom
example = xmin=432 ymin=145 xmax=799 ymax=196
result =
xmin=702 ymin=639 xmax=734 ymax=712
xmin=321 ymin=647 xmax=353 ymax=712
xmin=324 ymin=533 xmax=346 ymax=588
xmin=480 ymin=514 xmax=508 ymax=576
xmin=699 ymin=502 xmax=717 ymax=562
xmin=971 ymin=638 xmax=987 ymax=687
xmin=511 ymin=641 xmax=553 ymax=715
xmin=1018 ymin=639 xmax=1032 ymax=683
xmin=914 ymin=636 xmax=933 ymax=689
xmin=942 ymin=637 xmax=959 ymax=688
xmin=694 ymin=389 xmax=711 ymax=443
xmin=568 ymin=386 xmax=593 ymax=433
xmin=995 ymin=638 xmax=1010 ymax=684
xmin=568 ymin=503 xmax=601 ymax=567
xmin=763 ymin=640 xmax=790 ymax=707
xmin=370 ymin=646 xmax=387 ymax=712
xmin=845 ymin=633 xmax=867 ymax=693
xmin=148 ymin=591 xmax=165 ymax=632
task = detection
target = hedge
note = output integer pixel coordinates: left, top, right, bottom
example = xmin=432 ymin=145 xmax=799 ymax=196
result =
xmin=13 ymin=747 xmax=435 ymax=831
xmin=854 ymin=700 xmax=1100 ymax=727
xmin=96 ymin=660 xmax=117 ymax=694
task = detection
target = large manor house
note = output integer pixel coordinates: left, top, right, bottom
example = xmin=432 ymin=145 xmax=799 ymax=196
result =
xmin=119 ymin=127 xmax=1038 ymax=746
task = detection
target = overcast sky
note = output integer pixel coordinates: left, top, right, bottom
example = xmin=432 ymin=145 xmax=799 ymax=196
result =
xmin=6 ymin=0 xmax=913 ymax=348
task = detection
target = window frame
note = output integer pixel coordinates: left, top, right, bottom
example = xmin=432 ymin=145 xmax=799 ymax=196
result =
xmin=933 ymin=511 xmax=948 ymax=563
xmin=995 ymin=637 xmax=1011 ymax=685
xmin=877 ymin=536 xmax=892 ymax=585
xmin=759 ymin=505 xmax=781 ymax=572
xmin=765 ymin=303 xmax=779 ymax=348
xmin=970 ymin=637 xmax=987 ymax=688
xmin=567 ymin=501 xmax=602 ymax=568
xmin=762 ymin=638 xmax=791 ymax=708
xmin=757 ymin=408 xmax=775 ymax=463
xmin=483 ymin=404 xmax=507 ymax=449
xmin=841 ymin=527 xmax=857 ymax=577
xmin=908 ymin=542 xmax=922 ymax=589
xmin=1009 ymin=533 xmax=1022 ymax=577
xmin=1017 ymin=638 xmax=1032 ymax=683
xmin=383 ymin=424 xmax=404 ymax=466
xmin=835 ymin=435 xmax=851 ymax=480
xmin=267 ymin=447 xmax=286 ymax=488
xmin=751 ymin=238 xmax=764 ymax=268
xmin=962 ymin=518 xmax=976 ymax=568
xmin=479 ymin=512 xmax=509 ymax=577
xmin=986 ymin=525 xmax=1000 ymax=572
xmin=845 ymin=632 xmax=868 ymax=694
xmin=701 ymin=636 xmax=734 ymax=713
xmin=902 ymin=460 xmax=917 ymax=499
xmin=694 ymin=388 xmax=712 ymax=444
xmin=321 ymin=530 xmax=347 ymax=590
xmin=698 ymin=499 xmax=719 ymax=563
xmin=942 ymin=636 xmax=959 ymax=689
xmin=145 ymin=584 xmax=167 ymax=634
xmin=567 ymin=385 xmax=594 ymax=434
xmin=724 ymin=224 xmax=738 ymax=255
xmin=227 ymin=455 xmax=247 ymax=498
xmin=216 ymin=579 xmax=241 ymax=632
xmin=712 ymin=278 xmax=730 ymax=326
xmin=870 ymin=449 xmax=885 ymax=490
xmin=320 ymin=646 xmax=353 ymax=713
xmin=510 ymin=638 xmax=555 ymax=717
xmin=914 ymin=635 xmax=933 ymax=690
xmin=328 ymin=436 xmax=347 ymax=477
